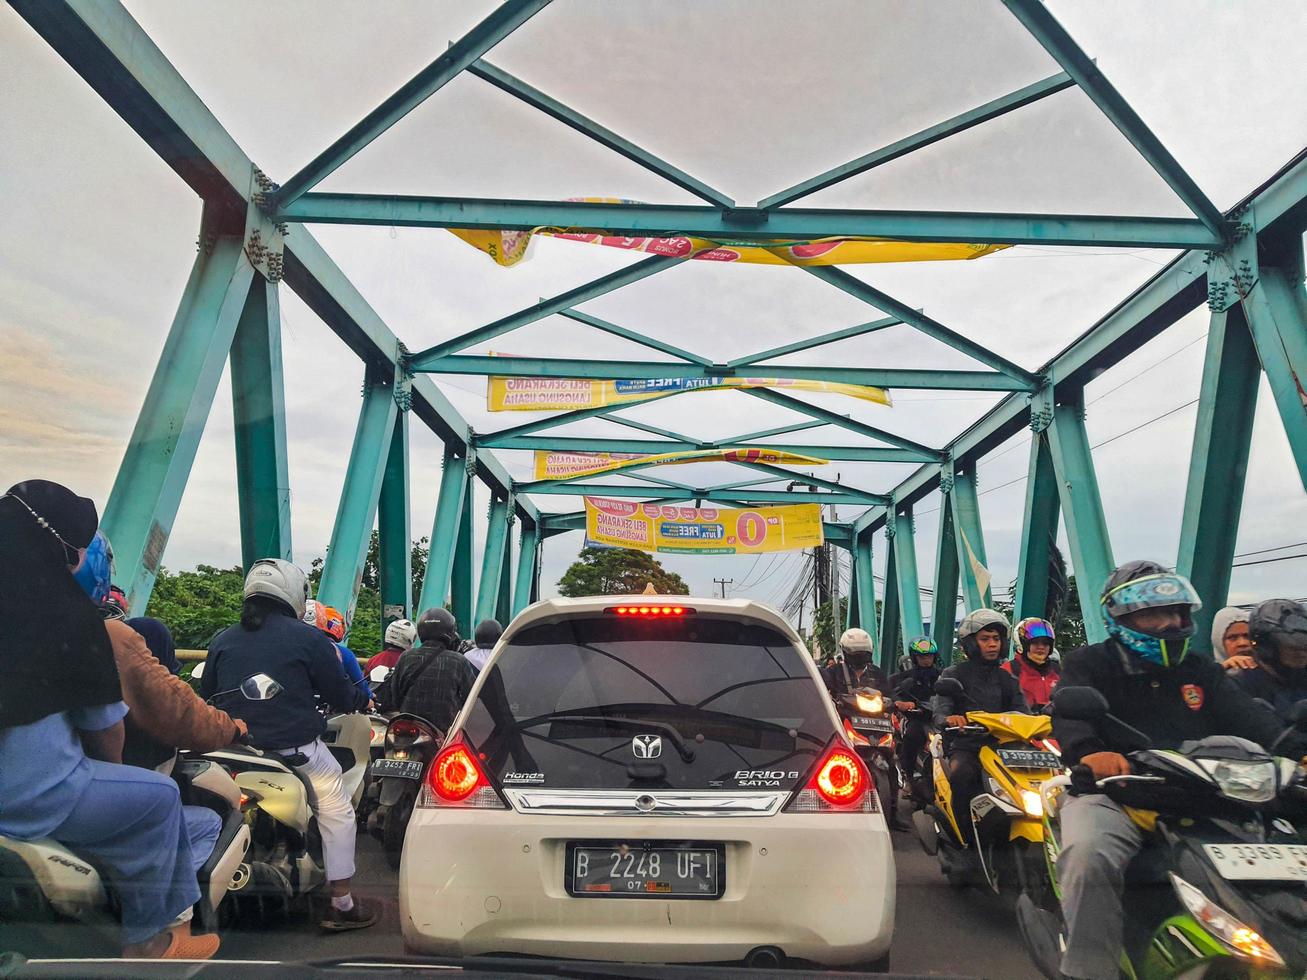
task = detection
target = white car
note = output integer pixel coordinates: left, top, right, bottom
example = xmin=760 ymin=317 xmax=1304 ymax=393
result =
xmin=399 ymin=596 xmax=895 ymax=970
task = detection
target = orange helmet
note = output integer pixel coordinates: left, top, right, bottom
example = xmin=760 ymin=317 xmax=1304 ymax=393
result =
xmin=304 ymin=599 xmax=347 ymax=642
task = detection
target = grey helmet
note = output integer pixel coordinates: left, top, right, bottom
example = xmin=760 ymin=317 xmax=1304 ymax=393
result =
xmin=957 ymin=608 xmax=1010 ymax=662
xmin=242 ymin=559 xmax=309 ymax=620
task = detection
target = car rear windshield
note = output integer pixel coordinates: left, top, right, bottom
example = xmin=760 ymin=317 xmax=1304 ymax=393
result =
xmin=460 ymin=614 xmax=835 ymax=792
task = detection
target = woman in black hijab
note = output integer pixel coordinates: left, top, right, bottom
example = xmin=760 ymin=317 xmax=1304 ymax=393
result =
xmin=0 ymin=480 xmax=220 ymax=959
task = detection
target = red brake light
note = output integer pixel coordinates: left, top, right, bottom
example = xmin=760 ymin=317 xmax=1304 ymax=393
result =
xmin=813 ymin=748 xmax=866 ymax=806
xmin=430 ymin=742 xmax=484 ymax=802
xmin=606 ymin=605 xmax=693 ymax=617
xmin=390 ymin=720 xmax=422 ymax=739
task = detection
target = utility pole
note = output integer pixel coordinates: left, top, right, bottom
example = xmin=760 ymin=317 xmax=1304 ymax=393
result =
xmin=714 ymin=577 xmax=733 ymax=599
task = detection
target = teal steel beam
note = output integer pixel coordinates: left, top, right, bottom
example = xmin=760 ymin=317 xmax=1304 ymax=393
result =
xmin=541 ymin=511 xmax=586 ymax=532
xmin=1242 ymin=265 xmax=1307 ymax=490
xmin=745 ymin=388 xmax=945 ymax=458
xmin=705 ymin=477 xmax=790 ymax=492
xmin=451 ymin=474 xmax=476 ymax=635
xmin=1013 ymin=431 xmax=1062 ymax=622
xmin=608 ymin=416 xmax=702 ymax=444
xmin=516 ymin=483 xmax=872 ymax=506
xmin=761 ymin=70 xmax=1075 ymax=209
xmin=890 ymin=508 xmax=926 ymax=659
xmin=280 ymin=194 xmax=1224 ymax=250
xmin=824 ymin=523 xmax=854 ymax=548
xmin=854 ymin=531 xmax=878 ymax=650
xmin=271 ymin=0 xmax=551 ymax=209
xmin=878 ymin=541 xmax=900 ymax=672
xmin=230 ymin=275 xmax=292 ymax=569
xmin=414 ymin=353 xmax=1026 ymax=391
xmin=477 ymin=434 xmax=937 ymax=463
xmin=407 ymin=255 xmax=682 ymax=366
xmin=1176 ymin=305 xmax=1260 ymax=650
xmin=805 ymin=266 xmax=1040 ymax=386
xmin=949 ymin=465 xmax=993 ymax=610
xmin=728 ymin=419 xmax=828 ymax=442
xmin=475 ymin=398 xmax=668 ymax=443
xmin=317 ymin=367 xmax=402 ymax=626
xmin=418 ymin=447 xmax=470 ymax=614
xmin=733 ymin=461 xmax=890 ymax=504
xmin=102 ymin=234 xmax=254 ymax=613
xmin=475 ymin=496 xmax=511 ymax=623
xmin=1001 ymin=0 xmax=1225 ymax=238
xmin=930 ymin=489 xmax=960 ymax=659
xmin=1046 ymin=394 xmax=1114 ymax=643
xmin=616 ymin=472 xmax=698 ymax=492
xmin=512 ymin=522 xmax=540 ymax=616
xmin=467 ymin=58 xmax=733 ymax=209
xmin=726 ymin=315 xmax=904 ymax=369
xmin=846 ymin=562 xmax=858 ymax=632
xmin=377 ymin=411 xmax=412 ymax=626
xmin=496 ymin=524 xmax=513 ymax=623
xmin=557 ymin=308 xmax=715 ymax=366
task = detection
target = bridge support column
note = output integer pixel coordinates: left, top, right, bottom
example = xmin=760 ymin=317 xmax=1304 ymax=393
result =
xmin=513 ymin=522 xmax=539 ymax=617
xmin=317 ymin=367 xmax=400 ymax=626
xmin=231 ymin=275 xmax=292 ymax=571
xmin=1014 ymin=427 xmax=1062 ymax=623
xmin=475 ymin=495 xmax=510 ymax=624
xmin=853 ymin=530 xmax=878 ymax=650
xmin=891 ymin=507 xmax=925 ymax=663
xmin=103 ymin=232 xmax=255 ymax=614
xmin=418 ymin=445 xmax=468 ymax=614
xmin=377 ymin=411 xmax=412 ymax=628
xmin=496 ymin=511 xmax=515 ymax=623
xmin=452 ymin=474 xmax=476 ymax=636
xmin=930 ymin=473 xmax=960 ymax=663
xmin=1242 ymin=262 xmax=1307 ymax=491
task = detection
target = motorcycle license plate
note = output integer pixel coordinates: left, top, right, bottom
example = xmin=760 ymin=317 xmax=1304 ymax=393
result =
xmin=1203 ymin=843 xmax=1307 ymax=881
xmin=852 ymin=715 xmax=892 ymax=732
xmin=998 ymin=748 xmax=1060 ymax=770
xmin=370 ymin=759 xmax=423 ymax=780
xmin=566 ymin=842 xmax=724 ymax=900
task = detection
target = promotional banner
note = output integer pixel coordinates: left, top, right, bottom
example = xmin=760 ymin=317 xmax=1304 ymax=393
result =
xmin=533 ymin=447 xmax=828 ymax=481
xmin=489 ymin=374 xmax=893 ymax=411
xmin=584 ymin=496 xmax=824 ymax=555
xmin=450 ymin=199 xmax=1009 ymax=269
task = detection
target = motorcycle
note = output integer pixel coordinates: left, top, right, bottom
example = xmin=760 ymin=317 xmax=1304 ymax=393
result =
xmin=832 ymin=685 xmax=900 ymax=826
xmin=890 ymin=681 xmax=934 ymax=811
xmin=1018 ymin=687 xmax=1307 ymax=980
xmin=913 ymin=676 xmax=1062 ymax=902
xmin=0 ymin=747 xmax=250 ymax=955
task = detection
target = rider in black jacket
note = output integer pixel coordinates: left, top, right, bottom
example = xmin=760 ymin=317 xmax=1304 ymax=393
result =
xmin=890 ymin=636 xmax=940 ymax=790
xmin=1235 ymin=598 xmax=1307 ymax=723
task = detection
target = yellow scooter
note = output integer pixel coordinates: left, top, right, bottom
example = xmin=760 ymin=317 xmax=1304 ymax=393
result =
xmin=913 ymin=676 xmax=1063 ymax=902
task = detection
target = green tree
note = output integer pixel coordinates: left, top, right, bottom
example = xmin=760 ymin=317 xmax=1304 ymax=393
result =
xmin=810 ymin=596 xmax=849 ymax=660
xmin=557 ymin=547 xmax=689 ymax=597
xmin=146 ymin=564 xmax=246 ymax=649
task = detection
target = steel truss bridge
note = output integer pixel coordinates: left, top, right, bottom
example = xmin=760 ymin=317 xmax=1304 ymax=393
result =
xmin=11 ymin=0 xmax=1307 ymax=670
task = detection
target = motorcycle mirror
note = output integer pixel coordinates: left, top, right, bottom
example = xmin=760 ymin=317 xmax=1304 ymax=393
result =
xmin=1051 ymin=686 xmax=1110 ymax=721
xmin=369 ymin=665 xmax=391 ymax=684
xmin=239 ymin=673 xmax=283 ymax=701
xmin=190 ymin=661 xmax=205 ymax=680
xmin=933 ymin=676 xmax=965 ymax=698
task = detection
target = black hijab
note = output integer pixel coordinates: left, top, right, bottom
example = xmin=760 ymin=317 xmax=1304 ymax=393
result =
xmin=0 ymin=481 xmax=121 ymax=729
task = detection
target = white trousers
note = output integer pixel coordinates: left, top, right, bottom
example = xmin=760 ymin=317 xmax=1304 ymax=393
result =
xmin=278 ymin=738 xmax=357 ymax=882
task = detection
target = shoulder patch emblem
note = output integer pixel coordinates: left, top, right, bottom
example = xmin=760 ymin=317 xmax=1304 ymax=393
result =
xmin=1180 ymin=683 xmax=1203 ymax=711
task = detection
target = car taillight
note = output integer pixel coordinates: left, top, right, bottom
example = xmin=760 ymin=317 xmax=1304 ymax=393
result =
xmin=606 ymin=605 xmax=693 ymax=616
xmin=785 ymin=744 xmax=878 ymax=813
xmin=418 ymin=735 xmax=506 ymax=809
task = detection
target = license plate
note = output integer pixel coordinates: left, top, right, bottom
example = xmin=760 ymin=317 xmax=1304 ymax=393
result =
xmin=1204 ymin=843 xmax=1307 ymax=881
xmin=852 ymin=715 xmax=892 ymax=732
xmin=566 ymin=842 xmax=724 ymax=900
xmin=370 ymin=758 xmax=423 ymax=780
xmin=998 ymin=748 xmax=1061 ymax=770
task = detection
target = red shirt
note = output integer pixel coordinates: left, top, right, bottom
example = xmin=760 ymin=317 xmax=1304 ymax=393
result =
xmin=1005 ymin=656 xmax=1060 ymax=708
xmin=368 ymin=647 xmax=404 ymax=672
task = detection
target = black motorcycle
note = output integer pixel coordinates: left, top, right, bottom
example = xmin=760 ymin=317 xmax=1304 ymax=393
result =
xmin=831 ymin=685 xmax=901 ymax=826
xmin=367 ymin=712 xmax=444 ymax=869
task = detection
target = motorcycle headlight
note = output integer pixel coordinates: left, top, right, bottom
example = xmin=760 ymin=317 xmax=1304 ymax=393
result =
xmin=1196 ymin=759 xmax=1278 ymax=803
xmin=1019 ymin=790 xmax=1043 ymax=818
xmin=855 ymin=692 xmax=884 ymax=715
xmin=1170 ymin=874 xmax=1283 ymax=965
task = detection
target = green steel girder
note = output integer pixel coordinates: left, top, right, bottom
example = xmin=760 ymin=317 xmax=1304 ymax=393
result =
xmin=823 ymin=523 xmax=854 ymax=548
xmin=496 ymin=527 xmax=513 ymax=623
xmin=878 ymin=538 xmax=900 ymax=672
xmin=1013 ymin=432 xmax=1062 ymax=623
xmin=889 ymin=508 xmax=926 ymax=658
xmin=745 ymin=388 xmax=945 ymax=458
xmin=467 ymin=57 xmax=733 ymax=209
xmin=728 ymin=420 xmax=829 ymax=442
xmin=846 ymin=563 xmax=858 ymax=632
xmin=317 ymin=366 xmax=402 ymax=626
xmin=760 ymin=71 xmax=1075 ymax=208
xmin=279 ymin=194 xmax=1224 ymax=250
xmin=415 ymin=353 xmax=1027 ymax=391
xmin=557 ymin=308 xmax=715 ymax=366
xmin=477 ymin=434 xmax=937 ymax=463
xmin=726 ymin=315 xmax=905 ymax=369
xmin=1177 ymin=305 xmax=1260 ymax=651
xmin=451 ymin=474 xmax=476 ymax=635
xmin=407 ymin=255 xmax=682 ymax=366
xmin=1240 ymin=263 xmax=1307 ymax=490
xmin=270 ymin=0 xmax=551 ymax=209
xmin=949 ymin=466 xmax=993 ymax=611
xmin=705 ymin=476 xmax=792 ymax=492
xmin=608 ymin=416 xmax=702 ymax=444
xmin=854 ymin=530 xmax=878 ymax=649
xmin=419 ymin=447 xmax=470 ymax=613
xmin=102 ymin=233 xmax=255 ymax=614
xmin=512 ymin=522 xmax=540 ymax=616
xmin=1001 ymin=0 xmax=1226 ymax=238
xmin=732 ymin=461 xmax=890 ymax=505
xmin=617 ymin=472 xmax=698 ymax=492
xmin=518 ymin=483 xmax=873 ymax=506
xmin=476 ymin=496 xmax=511 ymax=623
xmin=230 ymin=275 xmax=292 ymax=570
xmin=930 ymin=489 xmax=960 ymax=659
xmin=377 ymin=410 xmax=412 ymax=626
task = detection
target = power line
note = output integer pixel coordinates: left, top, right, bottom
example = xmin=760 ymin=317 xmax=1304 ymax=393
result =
xmin=1234 ymin=541 xmax=1307 ymax=559
xmin=1232 ymin=554 xmax=1307 ymax=569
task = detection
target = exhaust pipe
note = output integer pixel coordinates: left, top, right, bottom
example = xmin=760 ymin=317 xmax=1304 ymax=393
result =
xmin=744 ymin=946 xmax=784 ymax=969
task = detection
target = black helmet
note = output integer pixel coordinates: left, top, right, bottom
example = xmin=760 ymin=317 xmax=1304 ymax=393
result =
xmin=417 ymin=607 xmax=459 ymax=647
xmin=1249 ymin=599 xmax=1307 ymax=678
xmin=474 ymin=618 xmax=503 ymax=650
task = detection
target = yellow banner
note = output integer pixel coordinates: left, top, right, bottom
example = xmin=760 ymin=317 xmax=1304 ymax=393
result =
xmin=584 ymin=496 xmax=824 ymax=555
xmin=533 ymin=447 xmax=828 ymax=481
xmin=449 ymin=200 xmax=1008 ymax=268
xmin=489 ymin=374 xmax=892 ymax=411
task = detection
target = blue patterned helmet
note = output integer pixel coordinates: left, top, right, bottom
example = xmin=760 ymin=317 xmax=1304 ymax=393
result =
xmin=1100 ymin=560 xmax=1201 ymax=667
xmin=73 ymin=530 xmax=114 ymax=604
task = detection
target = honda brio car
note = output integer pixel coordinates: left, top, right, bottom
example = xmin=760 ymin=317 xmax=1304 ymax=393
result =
xmin=398 ymin=596 xmax=895 ymax=969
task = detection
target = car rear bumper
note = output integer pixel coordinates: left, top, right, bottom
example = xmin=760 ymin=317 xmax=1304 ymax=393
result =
xmin=399 ymin=807 xmax=894 ymax=965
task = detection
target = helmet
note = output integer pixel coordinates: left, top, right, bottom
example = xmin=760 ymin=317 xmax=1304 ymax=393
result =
xmin=958 ymin=608 xmax=1010 ymax=661
xmin=838 ymin=627 xmax=874 ymax=667
xmin=243 ymin=558 xmax=309 ymax=619
xmin=908 ymin=635 xmax=938 ymax=660
xmin=417 ymin=607 xmax=459 ymax=647
xmin=321 ymin=606 xmax=347 ymax=642
xmin=1100 ymin=560 xmax=1201 ymax=667
xmin=1248 ymin=599 xmax=1307 ymax=678
xmin=1014 ymin=617 xmax=1056 ymax=664
xmin=384 ymin=618 xmax=418 ymax=650
xmin=101 ymin=584 xmax=130 ymax=620
xmin=474 ymin=618 xmax=503 ymax=650
xmin=73 ymin=530 xmax=114 ymax=604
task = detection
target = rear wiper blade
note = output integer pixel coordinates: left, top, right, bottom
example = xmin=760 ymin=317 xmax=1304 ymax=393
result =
xmin=518 ymin=712 xmax=696 ymax=762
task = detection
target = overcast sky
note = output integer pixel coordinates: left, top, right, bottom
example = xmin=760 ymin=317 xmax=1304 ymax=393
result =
xmin=3 ymin=1 xmax=1306 ymax=628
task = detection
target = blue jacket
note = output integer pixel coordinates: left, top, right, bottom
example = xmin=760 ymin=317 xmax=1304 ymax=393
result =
xmin=201 ymin=612 xmax=368 ymax=750
xmin=334 ymin=642 xmax=373 ymax=699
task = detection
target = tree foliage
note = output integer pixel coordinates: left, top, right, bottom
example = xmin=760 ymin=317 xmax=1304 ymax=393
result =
xmin=557 ymin=547 xmax=689 ymax=597
xmin=810 ymin=596 xmax=849 ymax=660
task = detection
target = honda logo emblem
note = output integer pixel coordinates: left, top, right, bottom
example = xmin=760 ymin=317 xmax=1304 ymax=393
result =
xmin=632 ymin=735 xmax=662 ymax=759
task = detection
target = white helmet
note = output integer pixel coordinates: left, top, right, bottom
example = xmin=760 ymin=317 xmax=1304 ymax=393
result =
xmin=242 ymin=558 xmax=309 ymax=620
xmin=838 ymin=627 xmax=874 ymax=663
xmin=384 ymin=618 xmax=418 ymax=650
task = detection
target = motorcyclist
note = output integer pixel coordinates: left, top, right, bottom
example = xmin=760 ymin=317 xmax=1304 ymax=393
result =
xmin=368 ymin=618 xmax=417 ymax=674
xmin=931 ymin=608 xmax=1028 ymax=837
xmin=889 ymin=636 xmax=940 ymax=790
xmin=466 ymin=618 xmax=503 ymax=672
xmin=821 ymin=628 xmax=888 ymax=695
xmin=1210 ymin=605 xmax=1257 ymax=670
xmin=1236 ymin=598 xmax=1307 ymax=721
xmin=200 ymin=560 xmax=376 ymax=932
xmin=1004 ymin=617 xmax=1060 ymax=710
xmin=1052 ymin=560 xmax=1303 ymax=980
xmin=305 ymin=600 xmax=373 ymax=703
xmin=388 ymin=608 xmax=479 ymax=735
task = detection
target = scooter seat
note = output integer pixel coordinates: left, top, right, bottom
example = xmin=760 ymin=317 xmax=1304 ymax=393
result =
xmin=0 ymin=835 xmax=107 ymax=919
